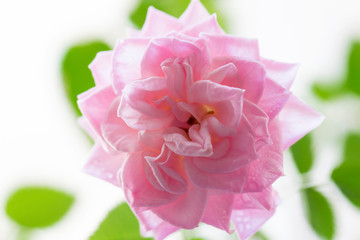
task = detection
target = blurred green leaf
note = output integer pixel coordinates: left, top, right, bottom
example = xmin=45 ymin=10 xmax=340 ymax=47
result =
xmin=129 ymin=0 xmax=227 ymax=31
xmin=345 ymin=41 xmax=360 ymax=95
xmin=6 ymin=186 xmax=74 ymax=228
xmin=303 ymin=188 xmax=335 ymax=240
xmin=289 ymin=134 xmax=314 ymax=174
xmin=62 ymin=40 xmax=110 ymax=116
xmin=250 ymin=231 xmax=269 ymax=240
xmin=90 ymin=203 xmax=153 ymax=240
xmin=331 ymin=133 xmax=360 ymax=208
xmin=312 ymin=82 xmax=345 ymax=101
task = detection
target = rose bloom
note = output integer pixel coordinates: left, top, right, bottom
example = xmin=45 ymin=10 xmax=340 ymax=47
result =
xmin=78 ymin=1 xmax=323 ymax=239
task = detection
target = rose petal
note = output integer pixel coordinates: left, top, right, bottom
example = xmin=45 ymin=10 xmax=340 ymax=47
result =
xmin=205 ymin=62 xmax=240 ymax=86
xmin=182 ymin=14 xmax=223 ymax=37
xmin=179 ymin=0 xmax=210 ymax=25
xmin=89 ymin=51 xmax=113 ymax=86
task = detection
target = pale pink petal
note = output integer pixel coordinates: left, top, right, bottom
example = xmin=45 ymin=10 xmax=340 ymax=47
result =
xmin=166 ymin=97 xmax=191 ymax=122
xmin=122 ymin=152 xmax=179 ymax=207
xmin=112 ymin=38 xmax=150 ymax=93
xmin=179 ymin=0 xmax=210 ymax=25
xmin=138 ymin=130 xmax=164 ymax=150
xmin=83 ymin=144 xmax=126 ymax=186
xmin=188 ymin=80 xmax=245 ymax=129
xmin=140 ymin=7 xmax=182 ymax=37
xmin=258 ymin=78 xmax=290 ymax=120
xmin=152 ymin=182 xmax=209 ymax=229
xmin=193 ymin=117 xmax=257 ymax=174
xmin=202 ymin=34 xmax=259 ymax=60
xmin=182 ymin=15 xmax=223 ymax=37
xmin=89 ymin=51 xmax=113 ymax=86
xmin=261 ymin=57 xmax=299 ymax=90
xmin=243 ymin=99 xmax=271 ymax=151
xmin=77 ymin=85 xmax=116 ymax=145
xmin=213 ymin=58 xmax=266 ymax=103
xmin=233 ymin=187 xmax=275 ymax=211
xmin=279 ymin=94 xmax=324 ymax=150
xmin=205 ymin=63 xmax=240 ymax=86
xmin=101 ymin=97 xmax=143 ymax=152
xmin=202 ymin=193 xmax=234 ymax=232
xmin=183 ymin=157 xmax=249 ymax=193
xmin=243 ymin=119 xmax=283 ymax=192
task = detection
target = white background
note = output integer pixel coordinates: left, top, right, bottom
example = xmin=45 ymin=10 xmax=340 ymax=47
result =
xmin=1 ymin=0 xmax=360 ymax=239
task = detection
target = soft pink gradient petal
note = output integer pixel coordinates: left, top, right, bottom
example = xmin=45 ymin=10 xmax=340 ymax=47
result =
xmin=112 ymin=38 xmax=150 ymax=93
xmin=141 ymin=7 xmax=182 ymax=37
xmin=202 ymin=193 xmax=234 ymax=232
xmin=182 ymin=15 xmax=223 ymax=37
xmin=83 ymin=144 xmax=126 ymax=187
xmin=152 ymin=182 xmax=208 ymax=229
xmin=89 ymin=51 xmax=113 ymax=86
xmin=279 ymin=94 xmax=324 ymax=150
xmin=261 ymin=57 xmax=298 ymax=90
xmin=202 ymin=34 xmax=259 ymax=60
xmin=122 ymin=152 xmax=179 ymax=207
xmin=258 ymin=78 xmax=290 ymax=120
xmin=205 ymin=63 xmax=240 ymax=86
xmin=179 ymin=0 xmax=210 ymax=25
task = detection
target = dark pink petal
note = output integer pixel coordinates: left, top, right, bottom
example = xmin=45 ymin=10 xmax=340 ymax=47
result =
xmin=83 ymin=144 xmax=126 ymax=186
xmin=261 ymin=57 xmax=298 ymax=90
xmin=193 ymin=117 xmax=257 ymax=174
xmin=117 ymin=96 xmax=173 ymax=130
xmin=202 ymin=34 xmax=259 ymax=60
xmin=243 ymin=99 xmax=271 ymax=151
xmin=212 ymin=58 xmax=266 ymax=103
xmin=141 ymin=7 xmax=182 ymax=37
xmin=101 ymin=97 xmax=143 ymax=152
xmin=202 ymin=193 xmax=234 ymax=232
xmin=258 ymin=78 xmax=290 ymax=120
xmin=77 ymin=85 xmax=116 ymax=146
xmin=279 ymin=94 xmax=324 ymax=150
xmin=183 ymin=157 xmax=249 ymax=193
xmin=152 ymin=182 xmax=209 ymax=229
xmin=243 ymin=119 xmax=283 ymax=192
xmin=188 ymin=80 xmax=245 ymax=129
xmin=112 ymin=38 xmax=150 ymax=93
xmin=182 ymin=15 xmax=223 ymax=37
xmin=179 ymin=0 xmax=210 ymax=25
xmin=122 ymin=152 xmax=179 ymax=207
xmin=89 ymin=51 xmax=113 ymax=86
xmin=231 ymin=188 xmax=278 ymax=240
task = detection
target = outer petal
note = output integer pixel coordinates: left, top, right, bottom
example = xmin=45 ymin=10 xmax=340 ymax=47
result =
xmin=122 ymin=152 xmax=179 ymax=207
xmin=152 ymin=182 xmax=209 ymax=229
xmin=141 ymin=7 xmax=182 ymax=37
xmin=182 ymin=14 xmax=223 ymax=37
xmin=202 ymin=193 xmax=234 ymax=232
xmin=83 ymin=144 xmax=126 ymax=186
xmin=89 ymin=51 xmax=113 ymax=86
xmin=261 ymin=57 xmax=298 ymax=90
xmin=112 ymin=38 xmax=150 ymax=93
xmin=202 ymin=34 xmax=259 ymax=60
xmin=179 ymin=0 xmax=210 ymax=25
xmin=279 ymin=94 xmax=324 ymax=150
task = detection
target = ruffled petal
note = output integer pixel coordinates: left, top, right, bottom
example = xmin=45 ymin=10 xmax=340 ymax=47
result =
xmin=182 ymin=14 xmax=223 ymax=37
xmin=89 ymin=51 xmax=113 ymax=86
xmin=258 ymin=78 xmax=290 ymax=120
xmin=152 ymin=182 xmax=208 ymax=229
xmin=83 ymin=144 xmax=126 ymax=186
xmin=279 ymin=94 xmax=324 ymax=150
xmin=202 ymin=34 xmax=259 ymax=60
xmin=261 ymin=57 xmax=298 ymax=90
xmin=202 ymin=193 xmax=234 ymax=232
xmin=179 ymin=0 xmax=210 ymax=25
xmin=205 ymin=63 xmax=240 ymax=86
xmin=122 ymin=152 xmax=179 ymax=207
xmin=112 ymin=38 xmax=150 ymax=93
xmin=141 ymin=7 xmax=182 ymax=37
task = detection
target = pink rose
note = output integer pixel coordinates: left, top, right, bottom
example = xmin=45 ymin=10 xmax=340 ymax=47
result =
xmin=78 ymin=1 xmax=324 ymax=239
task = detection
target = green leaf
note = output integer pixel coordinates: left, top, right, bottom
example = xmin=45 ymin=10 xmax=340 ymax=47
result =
xmin=312 ymin=82 xmax=345 ymax=101
xmin=289 ymin=134 xmax=314 ymax=174
xmin=61 ymin=40 xmax=110 ymax=116
xmin=129 ymin=0 xmax=227 ymax=31
xmin=345 ymin=41 xmax=360 ymax=96
xmin=331 ymin=133 xmax=360 ymax=208
xmin=303 ymin=188 xmax=335 ymax=240
xmin=250 ymin=231 xmax=269 ymax=240
xmin=6 ymin=186 xmax=75 ymax=228
xmin=90 ymin=203 xmax=153 ymax=240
